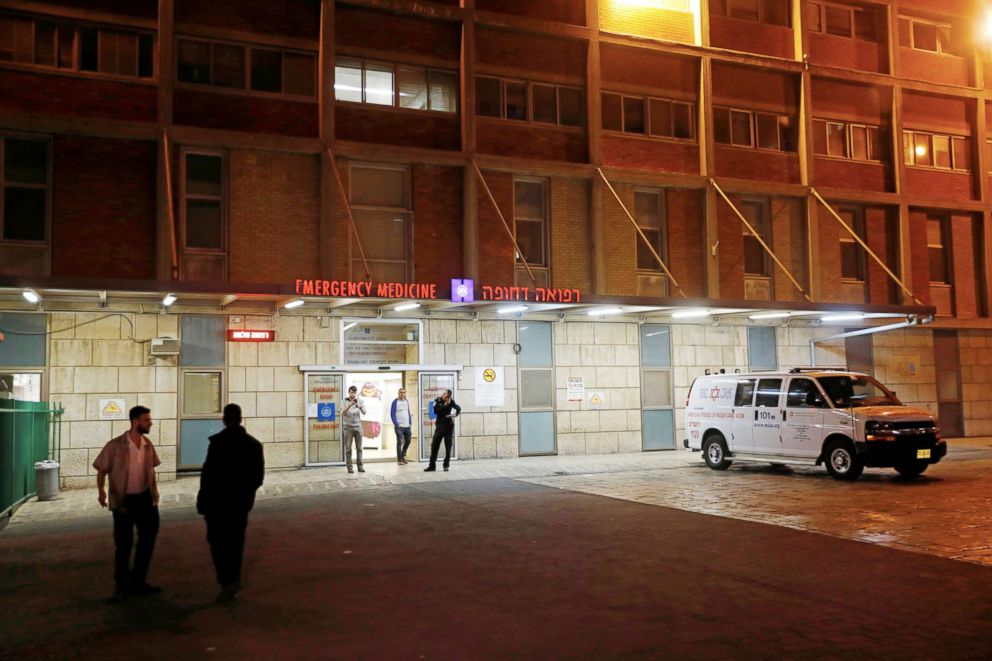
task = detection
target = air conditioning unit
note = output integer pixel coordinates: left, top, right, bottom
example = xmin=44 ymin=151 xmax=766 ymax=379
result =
xmin=149 ymin=337 xmax=181 ymax=356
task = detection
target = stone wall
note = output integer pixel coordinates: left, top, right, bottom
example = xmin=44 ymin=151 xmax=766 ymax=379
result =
xmin=957 ymin=330 xmax=992 ymax=436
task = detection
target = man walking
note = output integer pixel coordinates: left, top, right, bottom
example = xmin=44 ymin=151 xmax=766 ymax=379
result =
xmin=390 ymin=387 xmax=413 ymax=464
xmin=425 ymin=389 xmax=460 ymax=472
xmin=196 ymin=404 xmax=265 ymax=603
xmin=343 ymin=385 xmax=366 ymax=473
xmin=93 ymin=405 xmax=161 ymax=601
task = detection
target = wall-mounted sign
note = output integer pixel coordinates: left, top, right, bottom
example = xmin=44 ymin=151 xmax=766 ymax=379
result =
xmin=481 ymin=285 xmax=581 ymax=303
xmin=227 ymin=330 xmax=276 ymax=342
xmin=475 ymin=366 xmax=505 ymax=407
xmin=587 ymin=391 xmax=607 ymax=410
xmin=296 ymin=279 xmax=437 ymax=299
xmin=567 ymin=377 xmax=585 ymax=402
xmin=452 ymin=278 xmax=475 ymax=303
xmin=99 ymin=399 xmax=127 ymax=420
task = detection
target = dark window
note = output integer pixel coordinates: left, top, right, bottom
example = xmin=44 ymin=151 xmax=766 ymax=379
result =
xmin=532 ymin=84 xmax=557 ymax=124
xmin=672 ymin=102 xmax=693 ymax=139
xmin=854 ymin=9 xmax=876 ymax=41
xmin=184 ymin=153 xmax=224 ymax=251
xmin=729 ymin=0 xmax=759 ymax=21
xmin=787 ymin=378 xmax=824 ymax=408
xmin=212 ymin=43 xmax=245 ymax=89
xmin=952 ymin=137 xmax=971 ymax=171
xmin=177 ymin=39 xmax=210 ymax=84
xmin=558 ymin=87 xmax=584 ymax=126
xmin=602 ymin=92 xmax=622 ymax=131
xmin=283 ymin=52 xmax=315 ymax=96
xmin=755 ymin=378 xmax=782 ymax=407
xmin=79 ymin=27 xmax=98 ymax=71
xmin=477 ymin=77 xmax=501 ymax=117
xmin=912 ymin=21 xmax=938 ymax=52
xmin=730 ymin=109 xmax=752 ymax=147
xmin=505 ymin=81 xmax=527 ymax=120
xmin=57 ymin=23 xmax=74 ymax=68
xmin=713 ymin=107 xmax=732 ymax=144
xmin=634 ymin=191 xmax=665 ymax=271
xmin=623 ymin=96 xmax=644 ymax=133
xmin=649 ymin=99 xmax=672 ymax=138
xmin=250 ymin=48 xmax=281 ymax=92
xmin=778 ymin=116 xmax=796 ymax=152
xmin=514 ymin=180 xmax=547 ymax=267
xmin=827 ymin=121 xmax=846 ymax=157
xmin=741 ymin=199 xmax=768 ymax=276
xmin=34 ymin=20 xmax=55 ymax=66
xmin=2 ymin=138 xmax=48 ymax=243
xmin=755 ymin=112 xmax=779 ymax=150
xmin=825 ymin=5 xmax=851 ymax=37
xmin=808 ymin=2 xmax=822 ymax=32
xmin=838 ymin=208 xmax=864 ymax=281
xmin=868 ymin=126 xmax=884 ymax=160
xmin=927 ymin=216 xmax=949 ymax=284
xmin=812 ymin=119 xmax=827 ymax=154
xmin=734 ymin=379 xmax=756 ymax=406
xmin=763 ymin=0 xmax=789 ymax=26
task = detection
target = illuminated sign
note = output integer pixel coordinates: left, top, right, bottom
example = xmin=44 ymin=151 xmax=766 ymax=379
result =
xmin=451 ymin=278 xmax=474 ymax=303
xmin=227 ymin=330 xmax=276 ymax=342
xmin=481 ymin=285 xmax=581 ymax=303
xmin=292 ymin=279 xmax=583 ymax=304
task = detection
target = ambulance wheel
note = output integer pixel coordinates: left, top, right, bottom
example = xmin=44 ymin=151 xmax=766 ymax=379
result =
xmin=825 ymin=439 xmax=864 ymax=481
xmin=703 ymin=435 xmax=732 ymax=471
xmin=894 ymin=461 xmax=928 ymax=479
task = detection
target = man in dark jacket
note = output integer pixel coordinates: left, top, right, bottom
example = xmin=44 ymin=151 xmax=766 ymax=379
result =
xmin=425 ymin=389 xmax=461 ymax=472
xmin=197 ymin=403 xmax=265 ymax=602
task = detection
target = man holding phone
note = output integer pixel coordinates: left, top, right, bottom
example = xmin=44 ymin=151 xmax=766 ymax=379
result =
xmin=425 ymin=389 xmax=460 ymax=472
xmin=342 ymin=385 xmax=366 ymax=473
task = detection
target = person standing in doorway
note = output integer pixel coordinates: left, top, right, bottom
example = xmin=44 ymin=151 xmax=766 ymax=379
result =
xmin=391 ymin=387 xmax=413 ymax=464
xmin=425 ymin=389 xmax=460 ymax=472
xmin=93 ymin=405 xmax=162 ymax=601
xmin=343 ymin=385 xmax=366 ymax=473
xmin=196 ymin=403 xmax=265 ymax=603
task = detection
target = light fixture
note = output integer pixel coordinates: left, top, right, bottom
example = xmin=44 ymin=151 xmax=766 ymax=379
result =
xmin=915 ymin=144 xmax=927 ymax=157
xmin=22 ymin=289 xmax=40 ymax=304
xmin=283 ymin=299 xmax=305 ymax=309
xmin=342 ymin=322 xmax=358 ymax=332
xmin=498 ymin=305 xmax=529 ymax=315
xmin=672 ymin=309 xmax=710 ymax=319
xmin=821 ymin=313 xmax=864 ymax=322
xmin=587 ymin=307 xmax=623 ymax=316
xmin=161 ymin=293 xmax=177 ymax=307
xmin=394 ymin=302 xmax=421 ymax=312
xmin=749 ymin=311 xmax=790 ymax=320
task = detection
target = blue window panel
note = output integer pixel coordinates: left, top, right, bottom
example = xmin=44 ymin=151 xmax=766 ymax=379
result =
xmin=0 ymin=313 xmax=46 ymax=367
xmin=641 ymin=324 xmax=671 ymax=368
xmin=748 ymin=326 xmax=778 ymax=371
xmin=179 ymin=418 xmax=225 ymax=468
xmin=518 ymin=321 xmax=552 ymax=368
xmin=180 ymin=315 xmax=226 ymax=366
xmin=519 ymin=411 xmax=555 ymax=455
xmin=642 ymin=409 xmax=675 ymax=450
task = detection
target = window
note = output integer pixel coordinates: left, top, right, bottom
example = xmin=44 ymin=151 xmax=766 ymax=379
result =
xmin=715 ymin=0 xmax=790 ymax=26
xmin=755 ymin=378 xmax=783 ymax=407
xmin=178 ymin=37 xmax=316 ymax=97
xmin=338 ymin=58 xmax=456 ymax=112
xmin=812 ymin=119 xmax=885 ymax=162
xmin=741 ymin=199 xmax=769 ymax=277
xmin=1 ymin=136 xmax=49 ymax=243
xmin=837 ymin=208 xmax=865 ymax=281
xmin=179 ymin=315 xmax=226 ymax=470
xmin=513 ymin=179 xmax=548 ymax=269
xmin=641 ymin=324 xmax=675 ymax=450
xmin=748 ymin=327 xmax=778 ymax=371
xmin=182 ymin=151 xmax=225 ymax=252
xmin=477 ymin=76 xmax=583 ymax=127
xmin=635 ymin=191 xmax=666 ymax=271
xmin=787 ymin=378 xmax=825 ymax=408
xmin=605 ymin=95 xmax=698 ymax=140
xmin=0 ymin=13 xmax=154 ymax=78
xmin=899 ymin=16 xmax=953 ymax=55
xmin=927 ymin=215 xmax=949 ymax=284
xmin=349 ymin=165 xmax=411 ymax=282
xmin=734 ymin=378 xmax=756 ymax=406
xmin=809 ymin=3 xmax=878 ymax=42
xmin=518 ymin=321 xmax=555 ymax=455
xmin=714 ymin=107 xmax=795 ymax=152
xmin=903 ymin=130 xmax=970 ymax=171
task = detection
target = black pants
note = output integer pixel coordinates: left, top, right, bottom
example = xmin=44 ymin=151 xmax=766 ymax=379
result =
xmin=112 ymin=490 xmax=159 ymax=589
xmin=206 ymin=511 xmax=250 ymax=588
xmin=429 ymin=427 xmax=454 ymax=468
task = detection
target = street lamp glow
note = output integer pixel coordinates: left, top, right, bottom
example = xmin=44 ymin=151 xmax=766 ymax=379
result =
xmin=983 ymin=9 xmax=992 ymax=42
xmin=161 ymin=293 xmax=177 ymax=307
xmin=22 ymin=289 xmax=40 ymax=304
xmin=283 ymin=299 xmax=305 ymax=309
xmin=821 ymin=313 xmax=864 ymax=322
xmin=672 ymin=309 xmax=710 ymax=319
xmin=497 ymin=305 xmax=529 ymax=314
xmin=394 ymin=302 xmax=421 ymax=312
xmin=587 ymin=307 xmax=624 ymax=316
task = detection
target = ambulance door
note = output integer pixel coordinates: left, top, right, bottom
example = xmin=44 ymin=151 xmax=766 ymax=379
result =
xmin=731 ymin=377 xmax=756 ymax=453
xmin=752 ymin=378 xmax=784 ymax=454
xmin=783 ymin=377 xmax=827 ymax=458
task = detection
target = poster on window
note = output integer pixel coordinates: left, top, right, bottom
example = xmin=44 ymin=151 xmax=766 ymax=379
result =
xmin=475 ymin=366 xmax=505 ymax=407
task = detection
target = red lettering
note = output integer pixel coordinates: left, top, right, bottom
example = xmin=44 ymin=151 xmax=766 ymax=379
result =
xmin=376 ymin=283 xmax=389 ymax=297
xmin=428 ymin=284 xmax=437 ymax=299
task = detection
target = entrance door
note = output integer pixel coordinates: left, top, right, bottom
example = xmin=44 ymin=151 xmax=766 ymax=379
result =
xmin=419 ymin=373 xmax=457 ymax=462
xmin=753 ymin=377 xmax=784 ymax=454
xmin=305 ymin=372 xmax=345 ymax=466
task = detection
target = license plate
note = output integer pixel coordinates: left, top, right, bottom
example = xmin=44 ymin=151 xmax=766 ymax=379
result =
xmin=916 ymin=449 xmax=931 ymax=460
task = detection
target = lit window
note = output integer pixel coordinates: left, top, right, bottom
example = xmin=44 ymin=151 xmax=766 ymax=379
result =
xmin=340 ymin=58 xmax=455 ymax=111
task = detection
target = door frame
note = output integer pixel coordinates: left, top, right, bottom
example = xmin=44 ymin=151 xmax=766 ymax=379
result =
xmin=418 ymin=371 xmax=459 ymax=463
xmin=303 ymin=370 xmax=345 ymax=467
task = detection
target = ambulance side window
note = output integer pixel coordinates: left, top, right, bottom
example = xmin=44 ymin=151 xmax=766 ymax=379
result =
xmin=734 ymin=379 xmax=756 ymax=406
xmin=787 ymin=378 xmax=825 ymax=408
xmin=755 ymin=378 xmax=783 ymax=407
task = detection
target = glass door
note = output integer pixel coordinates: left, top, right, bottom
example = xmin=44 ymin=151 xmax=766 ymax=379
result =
xmin=305 ymin=372 xmax=345 ymax=466
xmin=419 ymin=373 xmax=457 ymax=462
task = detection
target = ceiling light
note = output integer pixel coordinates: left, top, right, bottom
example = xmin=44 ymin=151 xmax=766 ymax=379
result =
xmin=161 ymin=293 xmax=177 ymax=307
xmin=342 ymin=322 xmax=358 ymax=332
xmin=498 ymin=305 xmax=529 ymax=314
xmin=587 ymin=307 xmax=623 ymax=316
xmin=749 ymin=311 xmax=791 ymax=320
xmin=672 ymin=309 xmax=710 ymax=319
xmin=283 ymin=299 xmax=305 ymax=309
xmin=394 ymin=302 xmax=421 ymax=312
xmin=821 ymin=313 xmax=864 ymax=322
xmin=22 ymin=289 xmax=40 ymax=304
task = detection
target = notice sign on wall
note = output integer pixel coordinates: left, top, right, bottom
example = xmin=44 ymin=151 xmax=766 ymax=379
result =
xmin=567 ymin=377 xmax=585 ymax=402
xmin=100 ymin=399 xmax=127 ymax=420
xmin=475 ymin=366 xmax=505 ymax=407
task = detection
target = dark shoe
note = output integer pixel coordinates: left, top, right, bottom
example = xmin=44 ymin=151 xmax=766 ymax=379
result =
xmin=347 ymin=467 xmax=354 ymax=474
xmin=358 ymin=466 xmax=365 ymax=472
xmin=424 ymin=466 xmax=436 ymax=472
xmin=443 ymin=466 xmax=449 ymax=472
xmin=107 ymin=586 xmax=128 ymax=603
xmin=130 ymin=583 xmax=162 ymax=596
xmin=215 ymin=582 xmax=240 ymax=604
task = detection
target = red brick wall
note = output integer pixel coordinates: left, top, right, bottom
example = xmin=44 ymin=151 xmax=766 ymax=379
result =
xmin=809 ymin=33 xmax=887 ymax=74
xmin=716 ymin=193 xmax=746 ymax=300
xmin=47 ymin=0 xmax=156 ymax=19
xmin=176 ymin=0 xmax=319 ymax=40
xmin=0 ymin=70 xmax=156 ymax=123
xmin=476 ymin=27 xmax=586 ymax=78
xmin=600 ymin=45 xmax=697 ymax=94
xmin=904 ymin=169 xmax=974 ymax=202
xmin=476 ymin=0 xmax=585 ymax=26
xmin=476 ymin=170 xmax=515 ymax=287
xmin=413 ymin=165 xmax=463 ymax=286
xmin=712 ymin=63 xmax=798 ymax=112
xmin=476 ymin=120 xmax=587 ymax=163
xmin=899 ymin=0 xmax=970 ymax=14
xmin=902 ymin=92 xmax=970 ymax=133
xmin=332 ymin=157 xmax=351 ymax=280
xmin=228 ymin=150 xmax=320 ymax=284
xmin=336 ymin=5 xmax=460 ymax=62
xmin=666 ymin=188 xmax=706 ymax=298
xmin=602 ymin=136 xmax=699 ymax=175
xmin=908 ymin=210 xmax=931 ymax=305
xmin=601 ymin=182 xmax=637 ymax=296
xmin=715 ymin=147 xmax=801 ymax=185
xmin=814 ymin=158 xmax=891 ymax=193
xmin=51 ymin=136 xmax=157 ymax=279
xmin=770 ymin=197 xmax=806 ymax=302
xmin=811 ymin=78 xmax=887 ymax=123
xmin=709 ymin=16 xmax=793 ymax=59
xmin=550 ymin=177 xmax=592 ymax=292
xmin=865 ymin=206 xmax=897 ymax=305
xmin=173 ymin=88 xmax=318 ymax=137
xmin=816 ymin=203 xmax=848 ymax=304
xmin=951 ymin=214 xmax=980 ymax=318
xmin=898 ymin=49 xmax=971 ymax=88
xmin=335 ymin=104 xmax=460 ymax=151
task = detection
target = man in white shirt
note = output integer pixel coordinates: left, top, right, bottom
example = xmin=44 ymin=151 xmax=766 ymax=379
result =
xmin=390 ymin=388 xmax=413 ymax=464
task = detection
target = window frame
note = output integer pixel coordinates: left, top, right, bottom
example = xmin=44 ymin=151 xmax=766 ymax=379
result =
xmin=512 ymin=176 xmax=550 ymax=272
xmin=926 ymin=214 xmax=951 ymax=285
xmin=476 ymin=75 xmax=583 ymax=128
xmin=178 ymin=35 xmax=317 ymax=100
xmin=180 ymin=148 xmax=227 ymax=255
xmin=720 ymin=0 xmax=791 ymax=27
xmin=812 ymin=118 xmax=885 ymax=162
xmin=633 ymin=189 xmax=667 ymax=274
xmin=347 ymin=162 xmax=413 ymax=282
xmin=714 ymin=105 xmax=795 ymax=153
xmin=808 ymin=2 xmax=878 ymax=42
xmin=740 ymin=197 xmax=771 ymax=278
xmin=601 ymin=92 xmax=696 ymax=142
xmin=903 ymin=129 xmax=970 ymax=172
xmin=900 ymin=15 xmax=954 ymax=55
xmin=0 ymin=133 xmax=52 ymax=247
xmin=837 ymin=206 xmax=866 ymax=282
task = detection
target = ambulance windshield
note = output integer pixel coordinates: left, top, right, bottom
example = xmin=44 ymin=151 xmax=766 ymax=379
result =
xmin=817 ymin=375 xmax=902 ymax=408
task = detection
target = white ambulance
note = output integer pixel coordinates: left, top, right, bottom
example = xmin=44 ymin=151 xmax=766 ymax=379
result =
xmin=684 ymin=368 xmax=946 ymax=480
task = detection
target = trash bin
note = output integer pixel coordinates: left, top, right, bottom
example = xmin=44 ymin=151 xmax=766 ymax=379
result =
xmin=35 ymin=460 xmax=60 ymax=501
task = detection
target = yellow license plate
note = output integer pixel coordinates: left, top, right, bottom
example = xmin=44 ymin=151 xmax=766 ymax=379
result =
xmin=916 ymin=449 xmax=931 ymax=460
